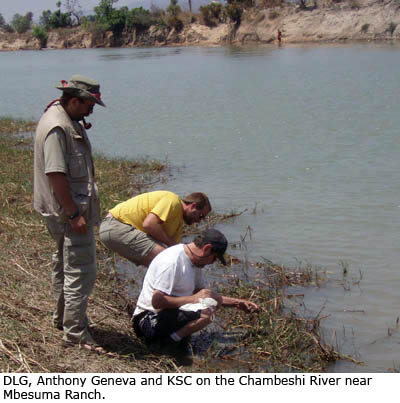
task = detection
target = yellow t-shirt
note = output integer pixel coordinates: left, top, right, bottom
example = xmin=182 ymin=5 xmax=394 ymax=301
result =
xmin=109 ymin=191 xmax=183 ymax=243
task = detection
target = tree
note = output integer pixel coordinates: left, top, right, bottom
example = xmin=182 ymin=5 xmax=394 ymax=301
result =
xmin=166 ymin=0 xmax=183 ymax=31
xmin=32 ymin=25 xmax=48 ymax=48
xmin=126 ymin=7 xmax=154 ymax=31
xmin=39 ymin=10 xmax=52 ymax=28
xmin=63 ymin=0 xmax=83 ymax=25
xmin=0 ymin=14 xmax=14 ymax=33
xmin=94 ymin=0 xmax=124 ymax=32
xmin=0 ymin=13 xmax=6 ymax=28
xmin=11 ymin=12 xmax=33 ymax=33
xmin=298 ymin=0 xmax=307 ymax=8
xmin=167 ymin=0 xmax=181 ymax=17
xmin=94 ymin=0 xmax=119 ymax=20
xmin=39 ymin=7 xmax=72 ymax=30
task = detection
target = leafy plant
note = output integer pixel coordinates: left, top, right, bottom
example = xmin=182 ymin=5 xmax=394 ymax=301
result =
xmin=361 ymin=23 xmax=369 ymax=33
xmin=32 ymin=25 xmax=48 ymax=48
xmin=225 ymin=3 xmax=243 ymax=25
xmin=40 ymin=9 xmax=72 ymax=30
xmin=126 ymin=7 xmax=155 ymax=31
xmin=387 ymin=22 xmax=397 ymax=35
xmin=0 ymin=13 xmax=6 ymax=28
xmin=200 ymin=3 xmax=224 ymax=27
xmin=166 ymin=16 xmax=184 ymax=32
xmin=10 ymin=12 xmax=33 ymax=34
xmin=166 ymin=0 xmax=183 ymax=31
xmin=94 ymin=0 xmax=125 ymax=33
xmin=63 ymin=0 xmax=83 ymax=25
xmin=167 ymin=0 xmax=181 ymax=17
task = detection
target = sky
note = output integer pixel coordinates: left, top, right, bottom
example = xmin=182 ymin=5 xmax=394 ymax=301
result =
xmin=0 ymin=0 xmax=194 ymax=21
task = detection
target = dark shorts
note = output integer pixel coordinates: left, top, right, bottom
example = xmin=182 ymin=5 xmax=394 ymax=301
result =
xmin=133 ymin=309 xmax=201 ymax=342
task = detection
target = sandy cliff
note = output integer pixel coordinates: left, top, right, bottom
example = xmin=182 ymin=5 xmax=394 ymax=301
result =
xmin=236 ymin=0 xmax=400 ymax=44
xmin=1 ymin=0 xmax=400 ymax=51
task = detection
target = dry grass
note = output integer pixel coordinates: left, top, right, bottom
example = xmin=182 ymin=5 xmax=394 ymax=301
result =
xmin=0 ymin=118 xmax=353 ymax=373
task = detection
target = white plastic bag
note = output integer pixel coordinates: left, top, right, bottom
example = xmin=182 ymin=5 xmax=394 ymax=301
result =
xmin=179 ymin=297 xmax=218 ymax=312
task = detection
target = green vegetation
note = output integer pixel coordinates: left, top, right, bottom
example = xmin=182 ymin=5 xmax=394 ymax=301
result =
xmin=0 ymin=117 xmax=36 ymax=134
xmin=1 ymin=0 xmax=398 ymax=43
xmin=32 ymin=25 xmax=48 ymax=48
xmin=225 ymin=3 xmax=243 ymax=25
xmin=166 ymin=0 xmax=184 ymax=31
xmin=361 ymin=23 xmax=370 ymax=33
xmin=10 ymin=12 xmax=33 ymax=34
xmin=93 ymin=0 xmax=127 ymax=33
xmin=82 ymin=0 xmax=162 ymax=34
xmin=200 ymin=2 xmax=224 ymax=27
xmin=125 ymin=8 xmax=155 ymax=31
xmin=0 ymin=117 xmax=355 ymax=372
xmin=0 ymin=0 xmax=253 ymax=38
xmin=387 ymin=22 xmax=397 ymax=35
xmin=39 ymin=2 xmax=73 ymax=30
xmin=64 ymin=0 xmax=83 ymax=25
xmin=200 ymin=1 xmax=245 ymax=27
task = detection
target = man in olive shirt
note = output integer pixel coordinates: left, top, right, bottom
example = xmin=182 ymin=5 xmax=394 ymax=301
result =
xmin=99 ymin=191 xmax=211 ymax=267
xmin=34 ymin=75 xmax=105 ymax=351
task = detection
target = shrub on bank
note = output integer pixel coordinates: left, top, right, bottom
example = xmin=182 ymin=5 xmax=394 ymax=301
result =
xmin=126 ymin=8 xmax=156 ymax=31
xmin=10 ymin=12 xmax=33 ymax=34
xmin=200 ymin=2 xmax=244 ymax=27
xmin=200 ymin=2 xmax=224 ymax=27
xmin=225 ymin=3 xmax=243 ymax=24
xmin=32 ymin=25 xmax=48 ymax=48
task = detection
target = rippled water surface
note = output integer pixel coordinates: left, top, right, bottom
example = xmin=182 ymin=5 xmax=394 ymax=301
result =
xmin=2 ymin=43 xmax=400 ymax=371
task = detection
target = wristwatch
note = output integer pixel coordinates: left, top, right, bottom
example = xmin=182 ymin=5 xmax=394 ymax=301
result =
xmin=67 ymin=209 xmax=80 ymax=220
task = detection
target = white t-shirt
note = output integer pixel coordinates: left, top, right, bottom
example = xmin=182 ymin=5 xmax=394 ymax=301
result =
xmin=134 ymin=244 xmax=206 ymax=316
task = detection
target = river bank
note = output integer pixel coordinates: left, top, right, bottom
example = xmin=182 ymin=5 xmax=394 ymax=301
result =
xmin=1 ymin=1 xmax=400 ymax=51
xmin=0 ymin=117 xmax=354 ymax=372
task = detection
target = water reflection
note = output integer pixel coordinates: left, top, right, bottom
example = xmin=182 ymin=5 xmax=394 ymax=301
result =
xmin=222 ymin=44 xmax=277 ymax=58
xmin=98 ymin=47 xmax=183 ymax=60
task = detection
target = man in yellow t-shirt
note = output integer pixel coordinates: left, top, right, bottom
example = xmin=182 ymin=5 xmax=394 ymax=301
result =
xmin=99 ymin=191 xmax=211 ymax=267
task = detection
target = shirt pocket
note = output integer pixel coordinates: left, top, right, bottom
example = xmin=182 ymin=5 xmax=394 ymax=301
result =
xmin=69 ymin=153 xmax=88 ymax=179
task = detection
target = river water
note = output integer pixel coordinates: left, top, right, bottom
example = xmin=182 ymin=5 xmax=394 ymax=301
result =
xmin=1 ymin=43 xmax=400 ymax=372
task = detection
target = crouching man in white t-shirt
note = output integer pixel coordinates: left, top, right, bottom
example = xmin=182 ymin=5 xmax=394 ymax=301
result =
xmin=132 ymin=229 xmax=259 ymax=351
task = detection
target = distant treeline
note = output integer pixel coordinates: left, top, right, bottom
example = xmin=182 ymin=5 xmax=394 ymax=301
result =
xmin=0 ymin=0 xmax=303 ymax=36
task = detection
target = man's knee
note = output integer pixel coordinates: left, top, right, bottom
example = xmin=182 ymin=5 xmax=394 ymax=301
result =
xmin=141 ymin=244 xmax=165 ymax=267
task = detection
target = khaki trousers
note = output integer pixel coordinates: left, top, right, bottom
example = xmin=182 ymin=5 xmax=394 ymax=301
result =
xmin=99 ymin=215 xmax=156 ymax=264
xmin=45 ymin=216 xmax=97 ymax=344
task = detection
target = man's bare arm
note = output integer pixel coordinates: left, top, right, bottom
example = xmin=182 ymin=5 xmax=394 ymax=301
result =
xmin=152 ymin=289 xmax=220 ymax=310
xmin=220 ymin=296 xmax=259 ymax=313
xmin=142 ymin=213 xmax=176 ymax=247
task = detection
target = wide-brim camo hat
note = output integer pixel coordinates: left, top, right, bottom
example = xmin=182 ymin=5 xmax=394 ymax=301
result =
xmin=56 ymin=74 xmax=105 ymax=107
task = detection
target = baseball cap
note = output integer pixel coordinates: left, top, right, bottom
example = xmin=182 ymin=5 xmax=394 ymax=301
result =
xmin=200 ymin=229 xmax=227 ymax=265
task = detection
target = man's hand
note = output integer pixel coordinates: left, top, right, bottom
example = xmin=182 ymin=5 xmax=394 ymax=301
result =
xmin=194 ymin=289 xmax=222 ymax=305
xmin=48 ymin=172 xmax=86 ymax=234
xmin=238 ymin=300 xmax=259 ymax=313
xmin=69 ymin=215 xmax=88 ymax=234
xmin=220 ymin=295 xmax=259 ymax=313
